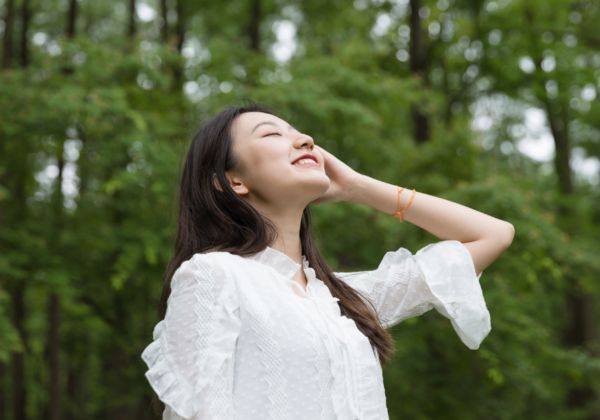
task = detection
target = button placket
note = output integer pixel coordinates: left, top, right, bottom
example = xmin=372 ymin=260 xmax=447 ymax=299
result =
xmin=309 ymin=292 xmax=362 ymax=419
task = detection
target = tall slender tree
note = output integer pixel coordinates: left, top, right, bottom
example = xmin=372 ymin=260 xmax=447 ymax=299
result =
xmin=19 ymin=0 xmax=30 ymax=67
xmin=408 ymin=0 xmax=430 ymax=143
xmin=248 ymin=0 xmax=262 ymax=52
xmin=128 ymin=0 xmax=137 ymax=38
xmin=160 ymin=0 xmax=169 ymax=43
xmin=44 ymin=1 xmax=79 ymax=418
xmin=1 ymin=0 xmax=15 ymax=69
xmin=522 ymin=4 xmax=598 ymax=417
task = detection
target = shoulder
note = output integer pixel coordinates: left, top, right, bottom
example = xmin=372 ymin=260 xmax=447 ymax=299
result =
xmin=167 ymin=252 xmax=250 ymax=308
xmin=189 ymin=250 xmax=238 ymax=267
xmin=176 ymin=249 xmax=236 ymax=269
xmin=172 ymin=250 xmax=249 ymax=285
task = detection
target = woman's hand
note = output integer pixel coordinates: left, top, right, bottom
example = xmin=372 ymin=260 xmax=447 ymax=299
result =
xmin=310 ymin=145 xmax=363 ymax=204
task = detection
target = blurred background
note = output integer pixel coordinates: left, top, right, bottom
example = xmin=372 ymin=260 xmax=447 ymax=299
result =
xmin=1 ymin=0 xmax=599 ymax=419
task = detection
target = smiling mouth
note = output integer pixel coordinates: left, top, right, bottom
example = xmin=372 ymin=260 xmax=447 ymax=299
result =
xmin=293 ymin=158 xmax=319 ymax=167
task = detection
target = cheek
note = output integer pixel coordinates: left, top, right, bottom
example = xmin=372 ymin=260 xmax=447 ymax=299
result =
xmin=259 ymin=156 xmax=295 ymax=180
xmin=234 ymin=145 xmax=282 ymax=177
xmin=243 ymin=153 xmax=292 ymax=185
xmin=254 ymin=147 xmax=291 ymax=171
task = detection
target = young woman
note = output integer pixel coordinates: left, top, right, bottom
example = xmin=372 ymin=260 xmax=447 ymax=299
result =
xmin=141 ymin=104 xmax=515 ymax=420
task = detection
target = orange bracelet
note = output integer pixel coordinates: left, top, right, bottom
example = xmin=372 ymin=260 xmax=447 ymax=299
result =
xmin=391 ymin=187 xmax=416 ymax=222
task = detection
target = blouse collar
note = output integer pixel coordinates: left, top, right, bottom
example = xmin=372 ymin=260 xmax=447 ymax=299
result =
xmin=244 ymin=246 xmax=309 ymax=279
xmin=244 ymin=246 xmax=341 ymax=313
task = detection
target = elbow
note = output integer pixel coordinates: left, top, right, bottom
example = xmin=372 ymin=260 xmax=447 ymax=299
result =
xmin=498 ymin=222 xmax=515 ymax=249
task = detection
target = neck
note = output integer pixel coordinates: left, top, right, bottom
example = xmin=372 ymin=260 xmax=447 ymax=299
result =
xmin=263 ymin=209 xmax=305 ymax=264
xmin=245 ymin=194 xmax=307 ymax=264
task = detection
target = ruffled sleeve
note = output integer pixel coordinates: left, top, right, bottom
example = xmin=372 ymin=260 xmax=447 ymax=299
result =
xmin=333 ymin=240 xmax=491 ymax=350
xmin=141 ymin=253 xmax=241 ymax=419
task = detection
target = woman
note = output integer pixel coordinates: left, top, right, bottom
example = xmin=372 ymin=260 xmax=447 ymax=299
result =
xmin=141 ymin=104 xmax=515 ymax=419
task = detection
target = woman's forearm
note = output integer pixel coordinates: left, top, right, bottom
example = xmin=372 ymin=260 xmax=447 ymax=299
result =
xmin=348 ymin=173 xmax=514 ymax=245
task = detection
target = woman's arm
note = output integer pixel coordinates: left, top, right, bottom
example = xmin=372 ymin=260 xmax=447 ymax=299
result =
xmin=347 ymin=173 xmax=515 ymax=275
xmin=310 ymin=145 xmax=515 ymax=275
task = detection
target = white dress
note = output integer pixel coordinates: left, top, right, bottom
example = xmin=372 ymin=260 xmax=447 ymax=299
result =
xmin=141 ymin=239 xmax=491 ymax=420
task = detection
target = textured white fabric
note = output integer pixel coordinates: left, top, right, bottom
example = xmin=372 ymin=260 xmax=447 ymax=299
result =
xmin=141 ymin=239 xmax=491 ymax=420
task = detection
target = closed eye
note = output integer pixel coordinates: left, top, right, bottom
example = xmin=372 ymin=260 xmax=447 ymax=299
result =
xmin=262 ymin=132 xmax=281 ymax=137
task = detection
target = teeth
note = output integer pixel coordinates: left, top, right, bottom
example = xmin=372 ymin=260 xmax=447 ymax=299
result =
xmin=295 ymin=158 xmax=316 ymax=165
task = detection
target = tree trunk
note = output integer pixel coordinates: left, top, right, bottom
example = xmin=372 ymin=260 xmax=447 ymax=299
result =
xmin=244 ymin=0 xmax=262 ymax=85
xmin=9 ymin=148 xmax=29 ymax=420
xmin=0 ymin=205 xmax=3 ymax=418
xmin=43 ymin=2 xmax=78 ymax=413
xmin=172 ymin=0 xmax=185 ymax=89
xmin=61 ymin=0 xmax=77 ymax=75
xmin=19 ymin=0 xmax=30 ymax=67
xmin=66 ymin=365 xmax=78 ymax=420
xmin=11 ymin=285 xmax=26 ymax=420
xmin=2 ymin=0 xmax=15 ymax=69
xmin=47 ymin=293 xmax=62 ymax=420
xmin=128 ymin=0 xmax=136 ymax=38
xmin=160 ymin=0 xmax=169 ymax=43
xmin=547 ymin=103 xmax=599 ymax=419
xmin=175 ymin=0 xmax=184 ymax=54
xmin=524 ymin=6 xmax=599 ymax=418
xmin=45 ymin=137 xmax=65 ymax=420
xmin=0 ymin=361 xmax=5 ymax=419
xmin=65 ymin=328 xmax=88 ymax=420
xmin=547 ymin=106 xmax=574 ymax=196
xmin=408 ymin=0 xmax=430 ymax=143
xmin=66 ymin=0 xmax=77 ymax=39
xmin=248 ymin=0 xmax=262 ymax=52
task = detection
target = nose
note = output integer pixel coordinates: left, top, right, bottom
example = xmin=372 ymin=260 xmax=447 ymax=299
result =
xmin=295 ymin=133 xmax=314 ymax=150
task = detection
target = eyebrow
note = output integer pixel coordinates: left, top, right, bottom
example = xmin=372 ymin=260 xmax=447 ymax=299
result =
xmin=251 ymin=121 xmax=296 ymax=134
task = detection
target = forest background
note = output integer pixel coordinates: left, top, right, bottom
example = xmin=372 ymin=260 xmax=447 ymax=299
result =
xmin=1 ymin=0 xmax=599 ymax=419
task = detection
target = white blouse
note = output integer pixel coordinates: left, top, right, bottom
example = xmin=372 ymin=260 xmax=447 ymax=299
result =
xmin=141 ymin=239 xmax=491 ymax=420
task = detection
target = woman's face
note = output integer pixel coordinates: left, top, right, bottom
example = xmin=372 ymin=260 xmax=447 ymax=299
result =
xmin=227 ymin=111 xmax=330 ymax=208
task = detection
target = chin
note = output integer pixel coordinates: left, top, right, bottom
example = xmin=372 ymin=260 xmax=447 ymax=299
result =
xmin=295 ymin=177 xmax=329 ymax=196
xmin=314 ymin=178 xmax=331 ymax=195
xmin=311 ymin=174 xmax=331 ymax=188
xmin=285 ymin=169 xmax=330 ymax=192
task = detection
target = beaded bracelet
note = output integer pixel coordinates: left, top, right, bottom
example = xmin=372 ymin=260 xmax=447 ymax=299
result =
xmin=391 ymin=187 xmax=416 ymax=223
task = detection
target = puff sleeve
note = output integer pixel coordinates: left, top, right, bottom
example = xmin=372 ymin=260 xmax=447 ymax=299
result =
xmin=141 ymin=253 xmax=241 ymax=419
xmin=334 ymin=240 xmax=491 ymax=350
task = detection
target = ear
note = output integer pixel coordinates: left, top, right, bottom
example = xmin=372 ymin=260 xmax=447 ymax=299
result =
xmin=212 ymin=172 xmax=249 ymax=195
